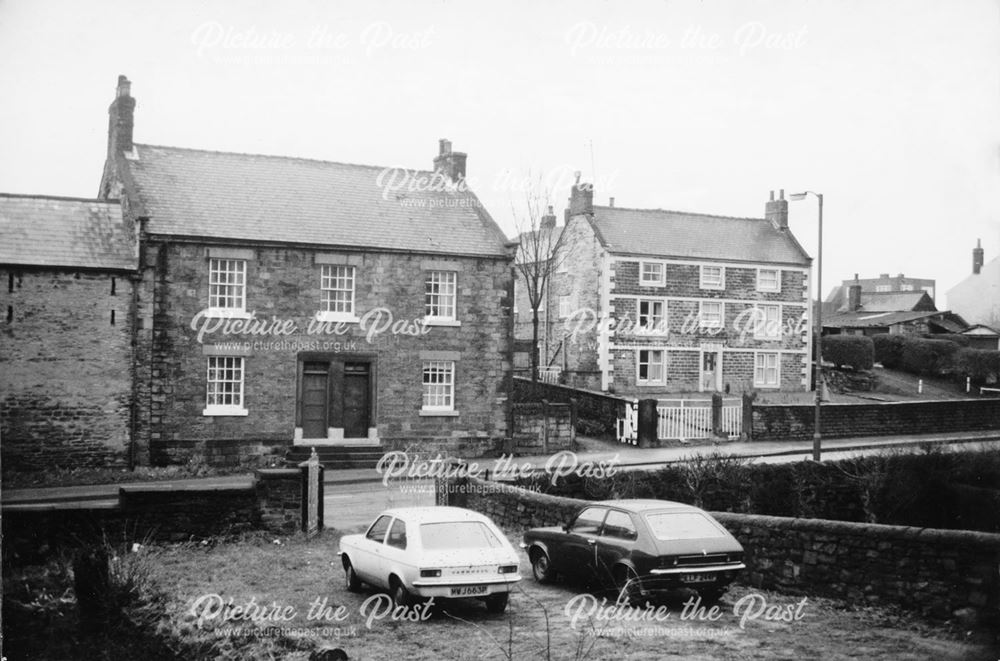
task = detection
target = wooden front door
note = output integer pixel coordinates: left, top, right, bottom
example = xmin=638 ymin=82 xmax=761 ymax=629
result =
xmin=342 ymin=362 xmax=370 ymax=439
xmin=301 ymin=362 xmax=329 ymax=439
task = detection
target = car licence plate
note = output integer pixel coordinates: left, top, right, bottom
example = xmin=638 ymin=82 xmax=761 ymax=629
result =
xmin=681 ymin=573 xmax=715 ymax=584
xmin=450 ymin=585 xmax=488 ymax=596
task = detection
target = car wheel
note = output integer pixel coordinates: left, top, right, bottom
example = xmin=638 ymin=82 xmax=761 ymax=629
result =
xmin=390 ymin=578 xmax=412 ymax=608
xmin=530 ymin=549 xmax=555 ymax=584
xmin=613 ymin=565 xmax=642 ymax=605
xmin=344 ymin=560 xmax=362 ymax=592
xmin=485 ymin=592 xmax=509 ymax=614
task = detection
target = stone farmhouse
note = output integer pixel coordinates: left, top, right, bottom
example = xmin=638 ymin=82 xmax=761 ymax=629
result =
xmin=1 ymin=76 xmax=516 ymax=470
xmin=522 ymin=185 xmax=814 ymax=397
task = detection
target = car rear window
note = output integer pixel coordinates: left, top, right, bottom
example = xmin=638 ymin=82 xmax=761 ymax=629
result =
xmin=644 ymin=511 xmax=726 ymax=541
xmin=420 ymin=522 xmax=504 ymax=550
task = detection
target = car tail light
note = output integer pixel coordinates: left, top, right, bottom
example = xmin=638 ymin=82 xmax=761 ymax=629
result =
xmin=498 ymin=565 xmax=518 ymax=574
xmin=420 ymin=569 xmax=442 ymax=578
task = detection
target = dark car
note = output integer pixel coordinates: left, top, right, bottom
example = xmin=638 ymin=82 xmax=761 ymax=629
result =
xmin=521 ymin=499 xmax=745 ymax=602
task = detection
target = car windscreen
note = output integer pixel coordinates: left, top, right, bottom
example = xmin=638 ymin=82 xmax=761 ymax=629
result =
xmin=644 ymin=511 xmax=726 ymax=541
xmin=420 ymin=522 xmax=503 ymax=550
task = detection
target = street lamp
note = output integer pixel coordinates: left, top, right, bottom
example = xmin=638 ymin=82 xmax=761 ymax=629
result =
xmin=789 ymin=191 xmax=823 ymax=461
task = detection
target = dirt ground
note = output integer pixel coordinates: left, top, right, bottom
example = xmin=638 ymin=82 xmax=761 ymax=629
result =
xmin=143 ymin=532 xmax=998 ymax=661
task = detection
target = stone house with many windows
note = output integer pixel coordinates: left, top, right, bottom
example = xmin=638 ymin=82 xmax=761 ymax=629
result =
xmin=0 ymin=194 xmax=138 ymax=470
xmin=534 ymin=184 xmax=813 ymax=396
xmin=93 ymin=76 xmax=514 ymax=466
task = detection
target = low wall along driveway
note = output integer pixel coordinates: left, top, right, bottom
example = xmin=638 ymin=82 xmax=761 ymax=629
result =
xmin=438 ymin=475 xmax=1000 ymax=623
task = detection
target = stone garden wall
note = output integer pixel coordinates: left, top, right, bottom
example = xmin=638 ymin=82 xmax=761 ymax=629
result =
xmin=440 ymin=475 xmax=1000 ymax=622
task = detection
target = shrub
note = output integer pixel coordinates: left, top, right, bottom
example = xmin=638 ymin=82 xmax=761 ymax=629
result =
xmin=900 ymin=337 xmax=960 ymax=376
xmin=952 ymin=348 xmax=1000 ymax=386
xmin=822 ymin=335 xmax=874 ymax=370
xmin=872 ymin=334 xmax=905 ymax=368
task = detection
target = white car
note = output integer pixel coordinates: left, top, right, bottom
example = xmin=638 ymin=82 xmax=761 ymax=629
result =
xmin=338 ymin=506 xmax=521 ymax=613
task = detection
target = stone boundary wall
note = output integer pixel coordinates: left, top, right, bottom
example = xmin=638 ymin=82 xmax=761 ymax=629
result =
xmin=512 ymin=376 xmax=632 ymax=437
xmin=3 ymin=467 xmax=321 ymax=563
xmin=439 ymin=476 xmax=1000 ymax=622
xmin=511 ymin=401 xmax=576 ymax=453
xmin=752 ymin=398 xmax=1000 ymax=441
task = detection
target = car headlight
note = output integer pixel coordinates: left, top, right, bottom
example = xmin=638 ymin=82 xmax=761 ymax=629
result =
xmin=420 ymin=569 xmax=442 ymax=578
xmin=498 ymin=565 xmax=518 ymax=574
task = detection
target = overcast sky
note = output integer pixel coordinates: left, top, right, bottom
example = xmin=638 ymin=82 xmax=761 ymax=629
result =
xmin=1 ymin=0 xmax=998 ymax=305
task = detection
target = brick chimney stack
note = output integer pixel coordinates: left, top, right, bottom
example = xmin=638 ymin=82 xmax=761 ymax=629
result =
xmin=433 ymin=138 xmax=467 ymax=183
xmin=973 ymin=238 xmax=984 ymax=275
xmin=568 ymin=172 xmax=593 ymax=216
xmin=540 ymin=205 xmax=557 ymax=230
xmin=765 ymin=190 xmax=788 ymax=230
xmin=847 ymin=274 xmax=862 ymax=311
xmin=107 ymin=75 xmax=135 ymax=158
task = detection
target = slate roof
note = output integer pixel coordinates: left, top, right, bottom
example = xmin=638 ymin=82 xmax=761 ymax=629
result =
xmin=824 ymin=310 xmax=967 ymax=330
xmin=0 ymin=194 xmax=136 ymax=270
xmin=586 ymin=205 xmax=811 ymax=266
xmin=852 ymin=291 xmax=936 ymax=313
xmin=119 ymin=144 xmax=510 ymax=258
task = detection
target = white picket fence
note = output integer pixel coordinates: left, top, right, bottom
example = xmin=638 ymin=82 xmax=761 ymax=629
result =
xmin=617 ymin=398 xmax=742 ymax=444
xmin=538 ymin=367 xmax=561 ymax=384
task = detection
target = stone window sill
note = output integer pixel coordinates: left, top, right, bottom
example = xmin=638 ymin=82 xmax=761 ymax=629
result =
xmin=203 ymin=406 xmax=249 ymax=417
xmin=419 ymin=410 xmax=460 ymax=417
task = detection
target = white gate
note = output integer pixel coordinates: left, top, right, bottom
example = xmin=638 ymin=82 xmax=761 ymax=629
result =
xmin=617 ymin=398 xmax=742 ymax=444
xmin=616 ymin=400 xmax=638 ymax=445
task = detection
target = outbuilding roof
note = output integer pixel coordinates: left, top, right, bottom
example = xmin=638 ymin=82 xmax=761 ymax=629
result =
xmin=0 ymin=194 xmax=136 ymax=270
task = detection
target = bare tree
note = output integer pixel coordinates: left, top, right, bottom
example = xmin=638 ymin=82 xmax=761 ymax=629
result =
xmin=511 ymin=179 xmax=566 ymax=382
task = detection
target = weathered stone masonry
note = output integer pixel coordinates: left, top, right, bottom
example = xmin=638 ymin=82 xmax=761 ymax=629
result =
xmin=1 ymin=268 xmax=135 ymax=470
xmin=132 ymin=240 xmax=512 ymax=465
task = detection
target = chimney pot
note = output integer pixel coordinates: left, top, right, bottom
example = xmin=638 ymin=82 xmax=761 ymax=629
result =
xmin=779 ymin=189 xmax=784 ymax=200
xmin=765 ymin=190 xmax=788 ymax=231
xmin=609 ymin=197 xmax=615 ymax=207
xmin=880 ymin=273 xmax=889 ymax=279
xmin=433 ymin=139 xmax=466 ymax=182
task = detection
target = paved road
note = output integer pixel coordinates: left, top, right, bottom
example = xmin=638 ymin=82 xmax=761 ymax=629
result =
xmin=324 ymin=478 xmax=434 ymax=532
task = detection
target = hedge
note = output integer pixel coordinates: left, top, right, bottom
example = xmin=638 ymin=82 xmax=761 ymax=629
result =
xmin=516 ymin=448 xmax=1000 ymax=532
xmin=873 ymin=334 xmax=905 ymax=368
xmin=822 ymin=335 xmax=874 ymax=370
xmin=871 ymin=333 xmax=1000 ymax=385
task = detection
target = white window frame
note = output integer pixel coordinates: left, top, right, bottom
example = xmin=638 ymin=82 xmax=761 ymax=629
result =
xmin=637 ymin=298 xmax=665 ymax=333
xmin=756 ymin=268 xmax=781 ymax=293
xmin=753 ymin=304 xmax=782 ymax=339
xmin=699 ymin=300 xmax=724 ymax=329
xmin=207 ymin=258 xmax=249 ymax=318
xmin=424 ymin=270 xmax=459 ymax=326
xmin=875 ymin=284 xmax=891 ymax=292
xmin=637 ymin=349 xmax=666 ymax=385
xmin=203 ymin=356 xmax=248 ymax=416
xmin=421 ymin=360 xmax=455 ymax=413
xmin=639 ymin=261 xmax=665 ymax=287
xmin=317 ymin=265 xmax=358 ymax=322
xmin=754 ymin=351 xmax=780 ymax=388
xmin=900 ymin=284 xmax=914 ymax=292
xmin=556 ymin=254 xmax=568 ymax=273
xmin=699 ymin=265 xmax=725 ymax=290
xmin=558 ymin=295 xmax=572 ymax=318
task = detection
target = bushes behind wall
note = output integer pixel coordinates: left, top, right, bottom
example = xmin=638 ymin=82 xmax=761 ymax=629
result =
xmin=822 ymin=335 xmax=874 ymax=370
xmin=514 ymin=447 xmax=1000 ymax=533
xmin=872 ymin=333 xmax=1000 ymax=386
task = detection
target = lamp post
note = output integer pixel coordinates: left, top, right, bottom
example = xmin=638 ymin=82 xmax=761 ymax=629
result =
xmin=789 ymin=191 xmax=823 ymax=461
